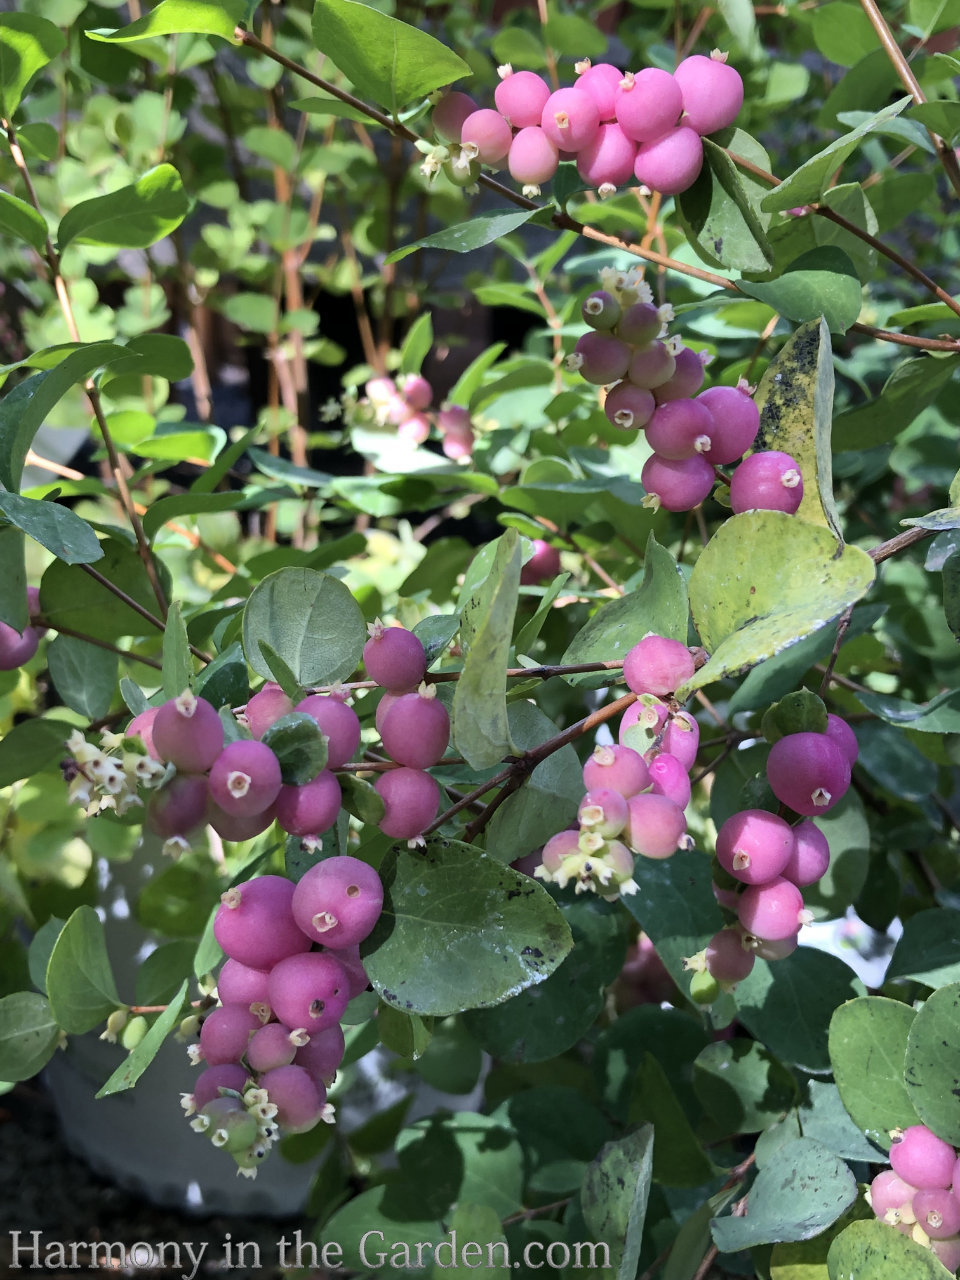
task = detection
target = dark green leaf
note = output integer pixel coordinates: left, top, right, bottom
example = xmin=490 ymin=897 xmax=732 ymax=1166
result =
xmin=827 ymin=1218 xmax=957 ymax=1280
xmin=694 ymin=1039 xmax=798 ymax=1135
xmin=833 ymin=356 xmax=959 ymax=452
xmin=399 ymin=312 xmax=433 ymax=376
xmin=0 ymin=190 xmax=48 ymax=253
xmin=46 ymin=905 xmax=122 ymax=1035
xmin=57 ymin=165 xmax=190 ymax=251
xmin=161 ymin=600 xmax=192 ymax=701
xmin=0 ymin=991 xmax=59 ymax=1080
xmin=677 ymin=136 xmax=774 ymax=273
xmin=47 ymin=635 xmax=117 ymax=720
xmin=739 ymin=246 xmax=862 ymax=333
xmin=0 ymin=491 xmax=103 ymax=565
xmin=886 ymin=909 xmax=960 ymax=988
xmin=909 ymin=100 xmax=960 ymax=144
xmin=261 ymin=712 xmax=329 ymax=784
xmin=828 ymin=996 xmax=919 ymax=1148
xmin=0 ymin=718 xmax=73 ymax=788
xmin=338 ymin=772 xmax=385 ymax=825
xmin=903 ymin=982 xmax=960 ymax=1145
xmin=40 ymin=538 xmax=170 ymax=641
xmin=623 ymin=848 xmax=723 ymax=992
xmin=581 ymin=1126 xmax=653 ymax=1280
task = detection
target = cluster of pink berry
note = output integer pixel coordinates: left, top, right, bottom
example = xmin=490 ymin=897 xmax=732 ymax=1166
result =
xmin=181 ymin=858 xmax=381 ymax=1176
xmin=0 ymin=586 xmax=45 ymax=671
xmin=867 ymin=1124 xmax=960 ymax=1270
xmin=430 ymin=51 xmax=743 ymax=199
xmin=535 ymin=633 xmax=698 ymax=897
xmin=571 ymin=269 xmax=805 ymax=515
xmin=686 ymin=698 xmax=859 ymax=1002
xmin=363 ymin=373 xmax=474 ymax=460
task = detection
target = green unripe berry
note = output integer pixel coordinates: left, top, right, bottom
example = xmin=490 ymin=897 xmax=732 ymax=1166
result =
xmin=737 ymin=773 xmax=780 ymax=815
xmin=689 ymin=969 xmax=720 ymax=1005
xmin=120 ymin=1014 xmax=148 ymax=1051
xmin=765 ymin=690 xmax=828 ymax=741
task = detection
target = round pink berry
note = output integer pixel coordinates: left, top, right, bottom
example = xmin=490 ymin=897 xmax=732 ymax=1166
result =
xmin=363 ymin=623 xmax=427 ymax=692
xmin=295 ymin=1023 xmax=346 ymax=1086
xmin=825 ymin=713 xmax=859 ymax=766
xmin=890 ymin=1125 xmax=957 ymax=1190
xmin=246 ymin=1022 xmax=299 ymax=1073
xmin=145 ymin=773 xmax=209 ymax=841
xmin=623 ymin=634 xmax=695 ymax=697
xmin=641 ymin=452 xmax=715 ymax=511
xmin=766 ymin=732 xmax=851 ymax=816
xmin=267 ymin=951 xmax=350 ymax=1035
xmin=275 ymin=770 xmax=342 ymax=838
xmin=617 ymin=301 xmax=662 ymax=348
xmin=0 ymin=618 xmax=39 ymax=670
xmin=604 ymin=381 xmax=655 ymax=431
xmin=914 ymin=1188 xmax=960 ymax=1239
xmin=623 ymin=793 xmax=686 ymax=859
xmin=645 ymin=397 xmax=715 ymax=461
xmin=152 ymin=691 xmax=224 ymax=773
xmin=576 ymin=122 xmax=637 ymax=192
xmin=399 ymin=373 xmax=432 ymax=412
xmin=508 ymin=126 xmax=560 ymax=189
xmin=674 ymin=53 xmax=744 ymax=136
xmin=647 ymin=753 xmax=691 ymax=809
xmin=217 ymin=958 xmax=271 ymax=1009
xmin=520 ymin=539 xmax=562 ymax=584
xmin=658 ymin=711 xmax=700 ymax=771
xmin=293 ymin=694 xmax=361 ymax=768
xmin=781 ymin=819 xmax=830 ymax=887
xmin=200 ymin=1005 xmax=261 ymax=1066
xmin=578 ymin=787 xmax=629 ymax=838
xmin=696 ymin=385 xmax=760 ymax=464
xmin=704 ymin=927 xmax=755 ymax=984
xmin=737 ymin=877 xmax=805 ymax=942
xmin=581 ymin=290 xmax=622 ymax=331
xmin=495 ymin=69 xmax=551 ymax=128
xmin=380 ymin=688 xmax=450 ymax=769
xmin=126 ymin=706 xmax=161 ymax=760
xmin=244 ymin=683 xmax=295 ymax=740
xmin=573 ymin=331 xmax=632 ymax=385
xmin=213 ymin=875 xmax=310 ymax=970
xmin=716 ymin=809 xmax=795 ymax=886
xmin=433 ymin=91 xmax=478 ymax=142
xmin=461 ymin=108 xmax=513 ymax=164
xmin=730 ymin=451 xmax=804 ymax=515
xmin=575 ymin=62 xmax=623 ymax=120
xmin=615 ymin=68 xmax=684 ymax=143
xmin=627 ymin=341 xmax=676 ymax=389
xmin=258 ymin=1064 xmax=325 ymax=1134
xmin=208 ymin=740 xmax=282 ymax=817
xmin=291 ymin=854 xmax=384 ymax=949
xmin=868 ymin=1168 xmax=918 ymax=1224
xmin=207 ymin=801 xmax=276 ymax=843
xmin=654 ymin=347 xmax=708 ymax=404
xmin=582 ymin=743 xmax=650 ymax=797
xmin=193 ymin=1064 xmax=251 ymax=1110
xmin=634 ymin=126 xmax=704 ymax=196
xmin=375 ymin=767 xmax=439 ymax=840
xmin=540 ymin=87 xmax=600 ymax=152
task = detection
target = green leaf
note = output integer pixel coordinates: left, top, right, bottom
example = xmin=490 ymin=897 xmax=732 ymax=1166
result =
xmin=362 ymin=837 xmax=573 ymax=1017
xmin=87 ymin=0 xmax=244 ymax=42
xmin=40 ymin=538 xmax=171 ymax=641
xmin=0 ymin=14 xmax=66 ymax=120
xmin=828 ymin=996 xmax=919 ymax=1148
xmin=827 ymin=1218 xmax=957 ymax=1280
xmin=463 ymin=892 xmax=626 ymax=1063
xmin=797 ymin=1079 xmax=887 ymax=1165
xmin=677 ymin=137 xmax=774 ymax=273
xmin=664 ymin=1188 xmax=743 ymax=1280
xmin=311 ymin=0 xmax=471 ymax=112
xmin=46 ymin=905 xmax=122 ymax=1035
xmin=623 ymin=848 xmax=723 ymax=992
xmin=399 ymin=312 xmax=433 ymax=376
xmin=96 ymin=980 xmax=189 ymax=1097
xmin=712 ymin=1138 xmax=857 ymax=1250
xmin=141 ymin=491 xmax=247 ymax=542
xmin=909 ymin=100 xmax=960 ymax=144
xmin=0 ymin=991 xmax=59 ymax=1081
xmin=561 ymin=531 xmax=687 ymax=684
xmin=261 ymin=712 xmax=329 ymax=785
xmin=386 ymin=210 xmax=540 ymax=265
xmin=833 ymin=355 xmax=959 ymax=452
xmin=57 ymin=164 xmax=190 ymax=251
xmin=739 ymin=247 xmax=862 ymax=333
xmin=903 ymin=982 xmax=960 ymax=1145
xmin=886 ymin=909 xmax=960 ymax=988
xmin=735 ymin=949 xmax=866 ymax=1074
xmin=580 ymin=1126 xmax=653 ymax=1280
xmin=453 ymin=530 xmax=520 ymax=769
xmin=338 ymin=772 xmax=385 ymax=825
xmin=694 ymin=1039 xmax=798 ymax=1135
xmin=0 ymin=526 xmax=27 ymax=631
xmin=430 ymin=1203 xmax=509 ymax=1279
xmin=761 ymin=97 xmax=912 ymax=211
xmin=99 ymin=333 xmax=195 ymax=384
xmin=811 ymin=1 xmax=878 ymax=65
xmin=0 ymin=190 xmax=48 ymax=253
xmin=680 ymin=512 xmax=875 ymax=698
xmin=593 ymin=1005 xmax=710 ymax=1125
xmin=752 ymin=317 xmax=841 ymax=539
xmin=290 ymin=94 xmax=375 ymax=123
xmin=161 ymin=600 xmax=192 ymax=700
xmin=377 ymin=1002 xmax=432 ymax=1060
xmin=0 ymin=717 xmax=73 ymax=788
xmin=0 ymin=491 xmax=103 ymax=565
xmin=256 ymin=642 xmax=303 ymax=704
xmin=242 ymin=567 xmax=366 ymax=687
xmin=46 ymin=635 xmax=117 ymax=720
xmin=630 ymin=1053 xmax=714 ymax=1187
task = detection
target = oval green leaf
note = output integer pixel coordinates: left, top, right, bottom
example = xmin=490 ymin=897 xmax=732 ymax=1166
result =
xmin=242 ymin=566 xmax=366 ymax=687
xmin=903 ymin=982 xmax=960 ymax=1145
xmin=57 ymin=164 xmax=190 ymax=251
xmin=828 ymin=996 xmax=919 ymax=1149
xmin=87 ymin=0 xmax=244 ymax=43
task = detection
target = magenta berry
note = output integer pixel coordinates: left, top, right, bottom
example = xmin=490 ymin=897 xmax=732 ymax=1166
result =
xmin=432 ymin=90 xmax=478 ymax=142
xmin=207 ymin=801 xmax=276 ymax=843
xmin=737 ymin=877 xmax=806 ymax=942
xmin=325 ymin=943 xmax=369 ymax=999
xmin=200 ymin=1005 xmax=261 ymax=1066
xmin=634 ymin=126 xmax=704 ymax=196
xmin=645 ymin=397 xmax=715 ymax=460
xmin=209 ymin=740 xmax=282 ymax=817
xmin=399 ymin=373 xmax=432 ymax=412
xmin=730 ymin=450 xmax=804 ymax=515
xmin=398 ymin=412 xmax=431 ymax=446
xmin=520 ymin=539 xmax=562 ymax=584
xmin=244 ymin=683 xmax=295 ymax=740
xmin=654 ymin=347 xmax=708 ymax=404
xmin=913 ymin=1188 xmax=960 ymax=1239
xmin=890 ymin=1125 xmax=957 ymax=1190
xmin=267 ymin=951 xmax=350 ymax=1035
xmin=825 ymin=713 xmax=859 ymax=766
xmin=716 ymin=809 xmax=795 ymax=886
xmin=624 ymin=793 xmax=686 ymax=859
xmin=218 ymin=958 xmax=271 ymax=1009
xmin=782 ymin=819 xmax=830 ymax=887
xmin=126 ymin=706 xmax=161 ymax=760
xmin=213 ymin=875 xmax=310 ymax=970
xmin=293 ymin=694 xmax=361 ymax=768
xmin=295 ymin=1022 xmax=347 ymax=1086
xmin=258 ymin=1064 xmax=325 ymax=1134
xmin=152 ymin=691 xmax=225 ymax=773
xmin=647 ymin=753 xmax=692 ymax=809
xmin=766 ymin=732 xmax=851 ymax=816
xmin=658 ymin=711 xmax=700 ymax=771
xmin=275 ymin=770 xmax=342 ymax=839
xmin=618 ymin=695 xmax=669 ymax=753
xmin=508 ymin=126 xmax=560 ymax=192
xmin=575 ymin=62 xmax=623 ymax=121
xmin=931 ymin=1237 xmax=960 ymax=1271
xmin=0 ymin=617 xmax=40 ymax=670
xmin=461 ymin=108 xmax=512 ymax=163
xmin=572 ymin=331 xmax=632 ymax=385
xmin=617 ymin=301 xmax=662 ymax=348
xmin=869 ymin=1169 xmax=918 ymax=1224
xmin=627 ymin=341 xmax=676 ymax=389
xmin=704 ymin=927 xmax=755 ymax=984
xmin=576 ymin=122 xmax=637 ymax=192
xmin=582 ymin=290 xmax=622 ymax=331
xmin=363 ymin=621 xmax=427 ymax=692
xmin=380 ymin=686 xmax=450 ymax=769
xmin=495 ymin=69 xmax=551 ymax=128
xmin=582 ymin=743 xmax=650 ymax=797
xmin=615 ymin=68 xmax=683 ymax=143
xmin=603 ymin=381 xmax=655 ymax=431
xmin=578 ymin=787 xmax=629 ymax=838
xmin=540 ymin=87 xmax=600 ymax=152
xmin=246 ymin=1022 xmax=301 ymax=1073
xmin=674 ymin=53 xmax=744 ymax=136
xmin=291 ymin=854 xmax=384 ymax=949
xmin=375 ymin=767 xmax=439 ymax=840
xmin=696 ymin=384 xmax=760 ymax=464
xmin=146 ymin=773 xmax=209 ymax=841
xmin=193 ymin=1064 xmax=251 ymax=1111
xmin=623 ymin=633 xmax=695 ymax=697
xmin=642 ymin=452 xmax=715 ymax=511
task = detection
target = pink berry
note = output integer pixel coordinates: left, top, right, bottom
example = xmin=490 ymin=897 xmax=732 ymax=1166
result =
xmin=200 ymin=1005 xmax=261 ymax=1066
xmin=145 ymin=773 xmax=210 ymax=841
xmin=573 ymin=331 xmax=632 ymax=385
xmin=782 ymin=819 xmax=830 ymax=887
xmin=627 ymin=341 xmax=676 ymax=389
xmin=244 ymin=683 xmax=295 ymax=739
xmin=495 ymin=69 xmax=551 ymax=128
xmin=766 ymin=732 xmax=851 ymax=816
xmin=0 ymin=618 xmax=39 ymax=670
xmin=634 ymin=126 xmax=704 ymax=196
xmin=267 ymin=952 xmax=349 ymax=1038
xmin=193 ymin=1064 xmax=251 ymax=1110
xmin=508 ymin=126 xmax=559 ymax=190
xmin=737 ymin=877 xmax=805 ymax=942
xmin=258 ymin=1064 xmax=325 ymax=1134
xmin=705 ymin=927 xmax=755 ymax=984
xmin=209 ymin=740 xmax=282 ymax=817
xmin=461 ymin=108 xmax=513 ymax=164
xmin=433 ymin=91 xmax=478 ymax=142
xmin=658 ymin=711 xmax=700 ymax=771
xmin=437 ymin=404 xmax=471 ymax=434
xmin=696 ymin=385 xmax=760 ymax=464
xmin=623 ymin=634 xmax=695 ymax=697
xmin=540 ymin=829 xmax=581 ymax=877
xmin=399 ymin=373 xmax=432 ymax=411
xmin=324 ymin=943 xmax=369 ymax=1000
xmin=674 ymin=53 xmax=744 ymax=136
xmin=382 ymin=392 xmax=413 ymax=425
xmin=753 ymin=932 xmax=800 ymax=961
xmin=582 ymin=743 xmax=650 ymax=797
xmin=152 ymin=691 xmax=224 ymax=773
xmin=375 ymin=767 xmax=439 ymax=840
xmin=295 ymin=1022 xmax=346 ymax=1086
xmin=291 ymin=854 xmax=384 ymax=949
xmin=207 ymin=801 xmax=277 ymax=843
xmin=376 ymin=687 xmax=415 ymax=736
xmin=914 ymin=1188 xmax=960 ymax=1239
xmin=440 ymin=421 xmax=474 ymax=460
xmin=890 ymin=1125 xmax=957 ymax=1190
xmin=520 ymin=539 xmax=562 ymax=584
xmin=398 ymin=412 xmax=431 ymax=446
xmin=380 ymin=687 xmax=450 ymax=769
xmin=641 ymin=452 xmax=715 ymax=511
xmin=618 ymin=695 xmax=669 ymax=753
xmin=578 ymin=787 xmax=629 ymax=838
xmin=615 ymin=68 xmax=684 ymax=143
xmin=217 ymin=958 xmax=270 ymax=1009
xmin=365 ymin=376 xmax=396 ymax=406
xmin=540 ymin=87 xmax=600 ymax=152
xmin=654 ymin=348 xmax=708 ymax=404
xmin=126 ymin=706 xmax=161 ymax=760
xmin=647 ymin=753 xmax=691 ymax=809
xmin=275 ymin=770 xmax=342 ymax=838
xmin=624 ymin=793 xmax=687 ymax=859
xmin=868 ymin=1169 xmax=918 ymax=1223
xmin=931 ymin=1236 xmax=960 ymax=1271
xmin=577 ymin=122 xmax=637 ymax=192
xmin=246 ymin=1022 xmax=300 ymax=1073
xmin=617 ymin=301 xmax=662 ymax=348
xmin=213 ymin=875 xmax=311 ymax=970
xmin=730 ymin=451 xmax=804 ymax=515
xmin=363 ymin=622 xmax=427 ymax=692
xmin=825 ymin=713 xmax=859 ymax=766
xmin=604 ymin=381 xmax=655 ymax=431
xmin=293 ymin=694 xmax=361 ymax=768
xmin=575 ymin=62 xmax=623 ymax=121
xmin=581 ymin=290 xmax=622 ymax=331
xmin=645 ymin=397 xmax=715 ymax=460
xmin=716 ymin=809 xmax=796 ymax=886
